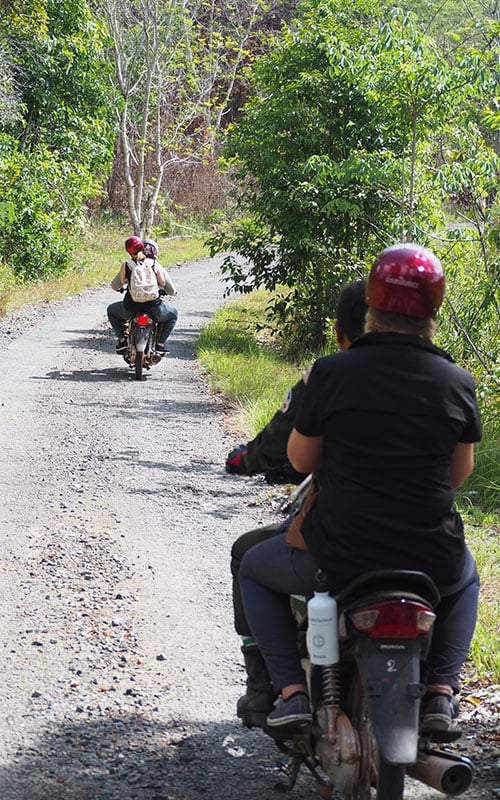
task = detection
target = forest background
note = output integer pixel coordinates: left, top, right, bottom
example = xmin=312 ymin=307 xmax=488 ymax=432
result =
xmin=0 ymin=0 xmax=498 ymax=676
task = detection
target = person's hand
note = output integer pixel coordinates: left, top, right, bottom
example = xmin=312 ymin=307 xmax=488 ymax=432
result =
xmin=225 ymin=444 xmax=248 ymax=474
xmin=302 ymin=364 xmax=313 ymax=384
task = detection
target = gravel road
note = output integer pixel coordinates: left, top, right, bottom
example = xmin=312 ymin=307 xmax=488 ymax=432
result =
xmin=0 ymin=256 xmax=497 ymax=800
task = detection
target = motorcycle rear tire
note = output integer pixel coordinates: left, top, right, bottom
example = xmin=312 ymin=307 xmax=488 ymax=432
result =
xmin=347 ymin=669 xmax=405 ymax=800
xmin=134 ymin=352 xmax=144 ymax=381
xmin=375 ymin=759 xmax=405 ymax=800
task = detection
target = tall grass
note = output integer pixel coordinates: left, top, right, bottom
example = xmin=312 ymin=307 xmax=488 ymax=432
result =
xmin=197 ymin=291 xmax=500 ymax=685
xmin=456 ymin=422 xmax=500 ymax=515
xmin=197 ymin=291 xmax=305 ymax=435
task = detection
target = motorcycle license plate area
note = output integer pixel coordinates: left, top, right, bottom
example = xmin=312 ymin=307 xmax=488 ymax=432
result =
xmin=357 ymin=637 xmax=424 ymax=764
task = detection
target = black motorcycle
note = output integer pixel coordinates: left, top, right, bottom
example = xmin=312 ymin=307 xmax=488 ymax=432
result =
xmin=124 ymin=310 xmax=162 ymax=381
xmin=262 ymin=570 xmax=473 ymax=799
xmin=119 ymin=288 xmax=166 ymax=381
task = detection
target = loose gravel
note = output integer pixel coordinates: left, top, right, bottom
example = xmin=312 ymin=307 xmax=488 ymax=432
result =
xmin=0 ymin=256 xmax=497 ymax=800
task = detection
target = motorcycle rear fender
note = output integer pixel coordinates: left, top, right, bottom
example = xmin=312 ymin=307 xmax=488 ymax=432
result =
xmin=353 ymin=636 xmax=425 ymax=765
xmin=132 ymin=324 xmax=151 ymax=352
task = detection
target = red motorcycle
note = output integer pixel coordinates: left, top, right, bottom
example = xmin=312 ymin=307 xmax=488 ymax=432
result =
xmin=117 ymin=287 xmax=167 ymax=381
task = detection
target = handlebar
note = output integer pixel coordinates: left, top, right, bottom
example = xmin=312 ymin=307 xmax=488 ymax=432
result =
xmin=118 ymin=287 xmax=171 ymax=297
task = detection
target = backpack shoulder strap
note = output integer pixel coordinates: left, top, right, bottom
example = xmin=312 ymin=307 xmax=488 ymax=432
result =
xmin=125 ymin=259 xmax=135 ymax=278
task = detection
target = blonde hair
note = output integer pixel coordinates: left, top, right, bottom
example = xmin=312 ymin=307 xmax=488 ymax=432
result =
xmin=365 ymin=308 xmax=436 ymax=341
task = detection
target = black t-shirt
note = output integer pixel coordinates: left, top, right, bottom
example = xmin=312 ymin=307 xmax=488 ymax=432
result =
xmin=294 ymin=332 xmax=482 ymax=590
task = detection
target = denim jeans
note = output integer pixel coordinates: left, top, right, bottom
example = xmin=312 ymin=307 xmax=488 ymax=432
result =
xmin=107 ymin=300 xmax=178 ymax=346
xmin=239 ymin=533 xmax=479 ymax=694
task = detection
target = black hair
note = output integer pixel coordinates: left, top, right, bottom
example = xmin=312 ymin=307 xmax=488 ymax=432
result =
xmin=336 ymin=279 xmax=367 ymax=342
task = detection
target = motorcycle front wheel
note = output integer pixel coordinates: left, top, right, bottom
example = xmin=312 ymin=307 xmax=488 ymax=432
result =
xmin=347 ymin=670 xmax=405 ymax=800
xmin=134 ymin=351 xmax=144 ymax=380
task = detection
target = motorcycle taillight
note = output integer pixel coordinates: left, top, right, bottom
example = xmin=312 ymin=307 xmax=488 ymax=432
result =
xmin=348 ymin=599 xmax=436 ymax=639
xmin=135 ymin=314 xmax=151 ymax=326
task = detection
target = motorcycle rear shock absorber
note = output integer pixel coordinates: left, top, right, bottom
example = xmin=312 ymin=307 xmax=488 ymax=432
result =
xmin=321 ymin=663 xmax=341 ymax=707
xmin=320 ymin=664 xmax=342 ymax=743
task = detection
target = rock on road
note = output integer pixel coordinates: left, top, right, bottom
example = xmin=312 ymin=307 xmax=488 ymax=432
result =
xmin=0 ymin=257 xmax=491 ymax=800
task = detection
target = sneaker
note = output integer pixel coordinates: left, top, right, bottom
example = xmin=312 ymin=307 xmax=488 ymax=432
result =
xmin=420 ymin=694 xmax=460 ymax=738
xmin=266 ymin=693 xmax=312 ymax=729
xmin=116 ymin=339 xmax=128 ymax=354
xmin=155 ymin=345 xmax=169 ymax=357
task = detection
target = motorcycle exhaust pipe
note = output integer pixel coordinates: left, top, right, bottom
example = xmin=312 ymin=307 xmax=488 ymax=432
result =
xmin=407 ymin=749 xmax=474 ymax=796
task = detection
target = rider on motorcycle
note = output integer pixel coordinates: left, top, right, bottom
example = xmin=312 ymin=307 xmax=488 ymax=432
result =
xmin=238 ymin=243 xmax=481 ymax=737
xmin=107 ymin=236 xmax=178 ymax=356
xmin=231 ymin=279 xmax=368 ymax=728
xmin=225 ymin=282 xmax=368 ymax=485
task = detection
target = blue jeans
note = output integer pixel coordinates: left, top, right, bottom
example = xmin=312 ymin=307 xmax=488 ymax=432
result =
xmin=107 ymin=300 xmax=178 ymax=346
xmin=239 ymin=533 xmax=479 ymax=694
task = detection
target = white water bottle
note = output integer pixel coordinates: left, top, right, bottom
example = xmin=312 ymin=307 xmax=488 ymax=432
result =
xmin=307 ymin=591 xmax=339 ymax=665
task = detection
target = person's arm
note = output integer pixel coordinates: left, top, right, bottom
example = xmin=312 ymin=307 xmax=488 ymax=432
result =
xmin=163 ymin=270 xmax=177 ymax=296
xmin=111 ymin=262 xmax=127 ymax=290
xmin=226 ymin=380 xmax=306 ymax=476
xmin=450 ymin=442 xmax=474 ymax=488
xmin=156 ymin=264 xmax=166 ymax=288
xmin=156 ymin=263 xmax=177 ymax=295
xmin=110 ymin=271 xmax=123 ymax=291
xmin=287 ymin=428 xmax=324 ymax=475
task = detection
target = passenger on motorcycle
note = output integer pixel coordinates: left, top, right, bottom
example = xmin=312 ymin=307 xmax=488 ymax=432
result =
xmin=238 ymin=243 xmax=481 ymax=738
xmin=107 ymin=236 xmax=178 ymax=356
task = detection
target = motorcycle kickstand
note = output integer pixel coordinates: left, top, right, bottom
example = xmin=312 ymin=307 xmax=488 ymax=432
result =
xmin=274 ymin=737 xmax=333 ymax=798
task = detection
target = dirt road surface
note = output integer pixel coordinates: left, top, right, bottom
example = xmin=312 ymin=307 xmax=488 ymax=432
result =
xmin=0 ymin=256 xmax=497 ymax=799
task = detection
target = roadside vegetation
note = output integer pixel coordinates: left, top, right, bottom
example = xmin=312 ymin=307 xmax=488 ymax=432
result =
xmin=197 ymin=290 xmax=500 ymax=687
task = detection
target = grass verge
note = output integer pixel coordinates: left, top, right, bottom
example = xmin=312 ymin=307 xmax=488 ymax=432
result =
xmin=464 ymin=519 xmax=500 ymax=686
xmin=197 ymin=291 xmax=500 ymax=686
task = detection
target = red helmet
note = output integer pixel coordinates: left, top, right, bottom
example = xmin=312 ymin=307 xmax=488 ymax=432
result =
xmin=367 ymin=243 xmax=445 ymax=318
xmin=125 ymin=236 xmax=144 ymax=256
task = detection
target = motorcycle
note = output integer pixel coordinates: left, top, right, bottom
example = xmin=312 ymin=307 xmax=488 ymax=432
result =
xmin=119 ymin=289 xmax=166 ymax=381
xmin=258 ymin=570 xmax=474 ymax=800
xmin=122 ymin=311 xmax=163 ymax=381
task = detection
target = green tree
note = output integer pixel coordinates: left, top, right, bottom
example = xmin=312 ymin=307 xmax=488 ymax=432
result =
xmin=99 ymin=0 xmax=298 ymax=236
xmin=208 ymin=0 xmax=498 ymax=357
xmin=209 ymin=1 xmax=396 ymax=348
xmin=0 ymin=0 xmax=114 ymax=282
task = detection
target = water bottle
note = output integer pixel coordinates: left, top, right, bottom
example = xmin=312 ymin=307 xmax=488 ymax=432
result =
xmin=307 ymin=591 xmax=339 ymax=665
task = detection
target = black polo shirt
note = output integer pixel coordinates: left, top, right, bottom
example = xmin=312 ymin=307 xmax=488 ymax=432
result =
xmin=295 ymin=332 xmax=482 ymax=589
